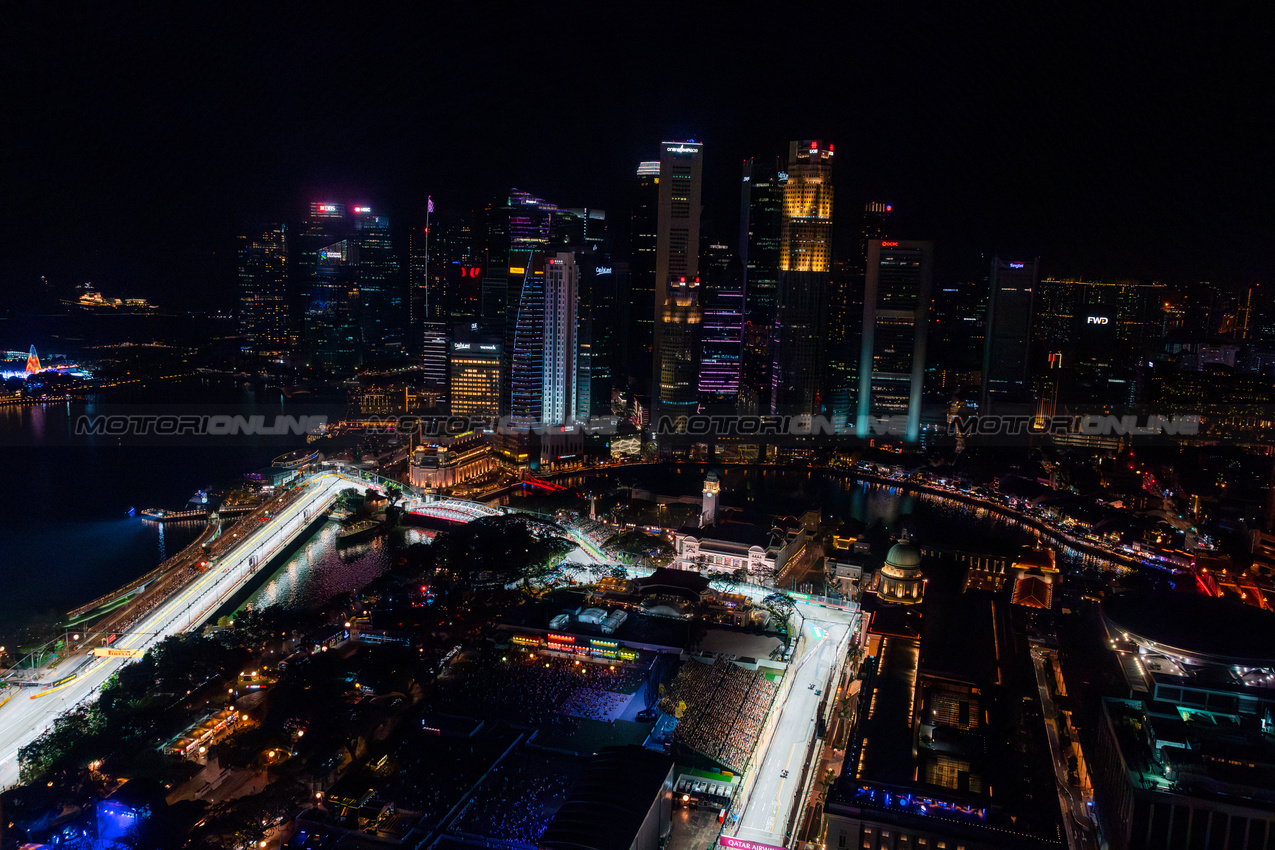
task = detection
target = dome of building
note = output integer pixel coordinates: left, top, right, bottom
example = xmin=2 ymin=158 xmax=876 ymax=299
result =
xmin=885 ymin=539 xmax=922 ymax=569
xmin=877 ymin=534 xmax=925 ymax=605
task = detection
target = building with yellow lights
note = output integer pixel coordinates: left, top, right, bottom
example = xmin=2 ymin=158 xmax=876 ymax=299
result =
xmin=771 ymin=140 xmax=834 ymax=416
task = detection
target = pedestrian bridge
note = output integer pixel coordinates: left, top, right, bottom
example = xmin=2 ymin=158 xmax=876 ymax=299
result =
xmin=406 ymin=498 xmax=506 ymax=524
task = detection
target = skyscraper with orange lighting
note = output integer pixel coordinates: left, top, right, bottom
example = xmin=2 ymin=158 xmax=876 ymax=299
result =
xmin=771 ymin=140 xmax=834 ymax=415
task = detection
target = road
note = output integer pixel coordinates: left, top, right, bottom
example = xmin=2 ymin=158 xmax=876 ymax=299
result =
xmin=732 ymin=604 xmax=854 ymax=848
xmin=0 ymin=472 xmax=360 ymax=789
xmin=1031 ymin=645 xmax=1098 ymax=850
xmin=570 ymin=557 xmax=860 ymax=846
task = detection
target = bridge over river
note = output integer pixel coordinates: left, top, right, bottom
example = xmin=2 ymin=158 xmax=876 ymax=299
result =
xmin=0 ymin=468 xmax=599 ymax=788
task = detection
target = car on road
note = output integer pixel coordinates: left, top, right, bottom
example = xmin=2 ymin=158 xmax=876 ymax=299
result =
xmin=780 ymin=769 xmax=789 ymax=778
xmin=636 ymin=708 xmax=657 ymax=722
xmin=808 ymin=683 xmax=815 ymax=689
xmin=815 ymin=688 xmax=821 ymax=696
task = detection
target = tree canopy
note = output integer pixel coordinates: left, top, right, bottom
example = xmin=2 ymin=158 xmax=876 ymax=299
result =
xmin=431 ymin=515 xmax=573 ymax=585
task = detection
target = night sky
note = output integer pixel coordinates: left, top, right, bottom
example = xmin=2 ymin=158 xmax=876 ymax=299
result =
xmin=3 ymin=3 xmax=1271 ymax=308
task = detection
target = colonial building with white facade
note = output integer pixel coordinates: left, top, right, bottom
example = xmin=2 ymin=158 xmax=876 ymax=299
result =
xmin=673 ymin=521 xmax=808 ymax=584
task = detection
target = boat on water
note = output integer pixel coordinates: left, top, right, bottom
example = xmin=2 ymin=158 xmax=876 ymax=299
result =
xmin=336 ymin=518 xmax=389 ymax=546
xmin=140 ymin=507 xmax=209 ymax=522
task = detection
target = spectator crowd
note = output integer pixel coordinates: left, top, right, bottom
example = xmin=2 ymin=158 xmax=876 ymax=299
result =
xmin=659 ymin=657 xmax=777 ymax=772
xmin=452 ymin=751 xmax=580 ymax=844
xmin=436 ymin=652 xmax=647 ymax=726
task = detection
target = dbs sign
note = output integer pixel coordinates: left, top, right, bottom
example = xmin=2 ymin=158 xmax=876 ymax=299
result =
xmin=460 ymin=266 xmax=482 ymax=279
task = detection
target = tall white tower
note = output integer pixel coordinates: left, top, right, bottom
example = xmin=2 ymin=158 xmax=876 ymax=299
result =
xmin=701 ymin=471 xmax=720 ymax=527
xmin=542 ymin=252 xmax=579 ymax=425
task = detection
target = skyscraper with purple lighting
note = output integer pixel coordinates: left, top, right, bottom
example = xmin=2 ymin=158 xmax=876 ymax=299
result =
xmin=698 ymin=260 xmax=744 ymax=406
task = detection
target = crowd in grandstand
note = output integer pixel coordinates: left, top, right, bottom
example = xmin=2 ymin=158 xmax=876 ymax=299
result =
xmin=565 ymin=517 xmax=613 ymax=548
xmin=452 ymin=752 xmax=579 ymax=844
xmin=435 ymin=652 xmax=646 ymax=726
xmin=560 ymin=686 xmax=631 ymax=721
xmin=659 ymin=657 xmax=777 ymax=772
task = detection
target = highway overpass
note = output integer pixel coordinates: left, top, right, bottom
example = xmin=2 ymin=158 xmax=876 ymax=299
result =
xmin=0 ymin=471 xmax=364 ymax=788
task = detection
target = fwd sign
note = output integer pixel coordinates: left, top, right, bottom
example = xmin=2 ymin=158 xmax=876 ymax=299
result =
xmin=1087 ymin=316 xmax=1110 ymax=324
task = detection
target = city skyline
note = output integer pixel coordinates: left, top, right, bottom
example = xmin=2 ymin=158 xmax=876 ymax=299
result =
xmin=2 ymin=5 xmax=1270 ymax=316
xmin=5 ymin=8 xmax=1275 ymax=850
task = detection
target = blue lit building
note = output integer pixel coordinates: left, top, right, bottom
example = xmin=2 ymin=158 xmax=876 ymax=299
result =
xmin=509 ymin=255 xmax=546 ymax=426
xmin=351 ymin=206 xmax=403 ymax=352
xmin=508 ymin=252 xmax=585 ymax=427
xmin=542 ymin=253 xmax=580 ymax=426
xmin=298 ymin=200 xmax=404 ymax=368
xmin=306 ymin=239 xmax=362 ymax=372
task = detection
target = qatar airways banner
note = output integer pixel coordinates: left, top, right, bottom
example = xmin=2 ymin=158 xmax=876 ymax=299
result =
xmin=719 ymin=838 xmax=787 ymax=850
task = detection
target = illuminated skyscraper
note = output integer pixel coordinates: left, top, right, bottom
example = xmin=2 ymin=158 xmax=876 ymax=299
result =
xmin=477 ymin=190 xmax=560 ymax=338
xmin=627 ymin=160 xmax=660 ymax=395
xmin=297 ymin=200 xmax=403 ymax=364
xmin=576 ymin=259 xmax=612 ymax=418
xmin=826 ymin=202 xmax=893 ymax=420
xmin=771 ymin=140 xmax=834 ymax=415
xmin=739 ymin=156 xmax=784 ymax=408
xmin=509 ymin=256 xmax=546 ymax=426
xmin=587 ymin=261 xmax=625 ymax=415
xmin=740 ymin=157 xmax=784 ymax=323
xmin=294 ymin=201 xmax=346 ymax=345
xmin=653 ymin=141 xmax=704 ymax=429
xmin=237 ymin=222 xmax=289 ymax=355
xmin=1033 ymin=277 xmax=1165 ymax=405
xmin=508 ymin=252 xmax=584 ymax=427
xmin=306 ymin=239 xmax=362 ymax=372
xmin=449 ymin=324 xmax=503 ymax=421
xmin=542 ymin=253 xmax=580 ymax=425
xmin=857 ymin=239 xmax=933 ymax=441
xmin=698 ymin=259 xmax=744 ymax=406
xmin=351 ymin=206 xmax=402 ymax=351
xmin=981 ymin=257 xmax=1038 ymax=413
xmin=420 ymin=321 xmax=449 ymax=407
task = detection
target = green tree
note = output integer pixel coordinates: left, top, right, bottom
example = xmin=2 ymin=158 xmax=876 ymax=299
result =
xmin=435 ymin=515 xmax=572 ymax=586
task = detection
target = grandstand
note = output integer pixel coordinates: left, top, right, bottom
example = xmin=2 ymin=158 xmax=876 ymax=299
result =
xmin=658 ymin=657 xmax=777 ymax=772
xmin=564 ymin=517 xmax=614 ymax=548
